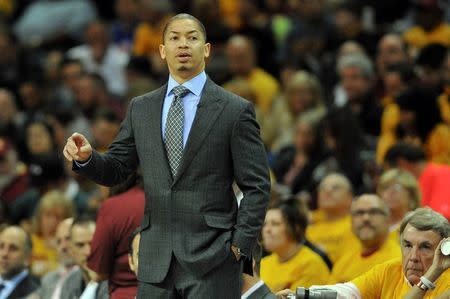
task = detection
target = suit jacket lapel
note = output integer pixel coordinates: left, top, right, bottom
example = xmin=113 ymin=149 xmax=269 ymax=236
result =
xmin=147 ymin=83 xmax=173 ymax=184
xmin=172 ymin=79 xmax=227 ymax=186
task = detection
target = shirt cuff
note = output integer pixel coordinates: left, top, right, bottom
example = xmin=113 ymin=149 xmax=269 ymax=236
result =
xmin=74 ymin=155 xmax=92 ymax=167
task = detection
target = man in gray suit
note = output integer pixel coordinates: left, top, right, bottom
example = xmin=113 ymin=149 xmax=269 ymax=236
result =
xmin=63 ymin=13 xmax=270 ymax=299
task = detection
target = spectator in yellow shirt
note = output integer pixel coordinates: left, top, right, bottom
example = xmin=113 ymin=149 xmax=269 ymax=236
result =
xmin=306 ymin=173 xmax=359 ymax=263
xmin=224 ymin=35 xmax=280 ymax=113
xmin=261 ymin=198 xmax=331 ymax=292
xmin=377 ymin=168 xmax=421 ymax=242
xmin=330 ymin=194 xmax=401 ymax=283
xmin=292 ymin=208 xmax=450 ymax=299
xmin=403 ymin=0 xmax=450 ymax=53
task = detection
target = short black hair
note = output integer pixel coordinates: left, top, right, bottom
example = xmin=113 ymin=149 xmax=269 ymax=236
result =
xmin=384 ymin=142 xmax=426 ymax=165
xmin=128 ymin=227 xmax=141 ymax=255
xmin=71 ymin=214 xmax=96 ymax=236
xmin=162 ymin=13 xmax=207 ymax=43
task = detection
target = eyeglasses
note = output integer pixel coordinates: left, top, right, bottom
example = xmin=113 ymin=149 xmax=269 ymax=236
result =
xmin=351 ymin=208 xmax=387 ymax=217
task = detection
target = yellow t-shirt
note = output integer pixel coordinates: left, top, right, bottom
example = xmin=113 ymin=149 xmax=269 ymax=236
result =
xmin=133 ymin=17 xmax=170 ymax=56
xmin=30 ymin=234 xmax=59 ymax=277
xmin=352 ymin=258 xmax=450 ymax=299
xmin=330 ymin=237 xmax=401 ymax=283
xmin=306 ymin=214 xmax=359 ymax=263
xmin=403 ymin=23 xmax=450 ymax=49
xmin=261 ymin=244 xmax=331 ymax=292
xmin=247 ymin=68 xmax=280 ymax=113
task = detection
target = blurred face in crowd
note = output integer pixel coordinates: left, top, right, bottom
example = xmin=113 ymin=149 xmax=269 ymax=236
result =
xmin=0 ymin=90 xmax=16 ymax=123
xmin=401 ymin=224 xmax=442 ymax=285
xmin=294 ymin=121 xmax=315 ymax=153
xmin=86 ymin=23 xmax=109 ymax=62
xmin=160 ymin=17 xmax=210 ymax=82
xmin=61 ymin=62 xmax=83 ymax=92
xmin=225 ymin=36 xmax=255 ymax=77
xmin=115 ymin=0 xmax=138 ymax=23
xmin=40 ymin=206 xmax=68 ymax=239
xmin=317 ymin=174 xmax=352 ymax=213
xmin=286 ymin=84 xmax=315 ymax=115
xmin=383 ymin=71 xmax=407 ymax=98
xmin=70 ymin=223 xmax=96 ymax=269
xmin=92 ymin=119 xmax=120 ymax=151
xmin=339 ymin=66 xmax=371 ymax=102
xmin=19 ymin=82 xmax=42 ymax=111
xmin=76 ymin=77 xmax=99 ymax=109
xmin=262 ymin=209 xmax=293 ymax=254
xmin=351 ymin=195 xmax=389 ymax=246
xmin=0 ymin=226 xmax=30 ymax=279
xmin=128 ymin=232 xmax=140 ymax=275
xmin=55 ymin=218 xmax=75 ymax=267
xmin=26 ymin=122 xmax=53 ymax=155
xmin=379 ymin=182 xmax=411 ymax=220
xmin=376 ymin=34 xmax=407 ymax=75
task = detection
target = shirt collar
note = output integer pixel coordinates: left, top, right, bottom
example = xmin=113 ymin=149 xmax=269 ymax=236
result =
xmin=241 ymin=280 xmax=265 ymax=299
xmin=0 ymin=269 xmax=28 ymax=286
xmin=166 ymin=71 xmax=207 ymax=97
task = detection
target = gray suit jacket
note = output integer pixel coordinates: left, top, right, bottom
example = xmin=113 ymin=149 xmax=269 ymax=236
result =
xmin=60 ymin=269 xmax=109 ymax=299
xmin=74 ymin=78 xmax=270 ymax=283
xmin=246 ymin=283 xmax=277 ymax=299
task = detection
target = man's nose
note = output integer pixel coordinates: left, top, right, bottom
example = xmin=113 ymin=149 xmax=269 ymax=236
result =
xmin=409 ymin=246 xmax=420 ymax=261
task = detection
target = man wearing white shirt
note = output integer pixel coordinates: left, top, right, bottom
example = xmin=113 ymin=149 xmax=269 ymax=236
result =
xmin=0 ymin=226 xmax=39 ymax=299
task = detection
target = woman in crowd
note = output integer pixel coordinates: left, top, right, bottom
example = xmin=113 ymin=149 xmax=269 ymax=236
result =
xmin=377 ymin=168 xmax=421 ymax=240
xmin=271 ymin=116 xmax=328 ymax=198
xmin=261 ymin=197 xmax=331 ymax=292
xmin=30 ymin=190 xmax=75 ymax=277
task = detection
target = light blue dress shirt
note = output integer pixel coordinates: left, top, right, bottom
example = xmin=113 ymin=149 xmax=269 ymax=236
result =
xmin=0 ymin=270 xmax=28 ymax=299
xmin=162 ymin=71 xmax=207 ymax=147
xmin=75 ymin=71 xmax=207 ymax=167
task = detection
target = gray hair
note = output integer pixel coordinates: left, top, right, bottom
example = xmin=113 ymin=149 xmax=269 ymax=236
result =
xmin=337 ymin=54 xmax=374 ymax=79
xmin=400 ymin=208 xmax=450 ymax=240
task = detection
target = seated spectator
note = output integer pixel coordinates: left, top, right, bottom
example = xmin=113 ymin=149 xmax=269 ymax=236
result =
xmin=336 ymin=54 xmax=382 ymax=138
xmin=28 ymin=218 xmax=78 ymax=299
xmin=30 ymin=191 xmax=75 ymax=277
xmin=0 ymin=226 xmax=40 ymax=298
xmin=261 ymin=198 xmax=331 ymax=292
xmin=67 ymin=20 xmax=129 ymax=97
xmin=377 ymin=168 xmax=421 ymax=240
xmin=60 ymin=216 xmax=107 ymax=299
xmin=384 ymin=142 xmax=450 ymax=220
xmin=91 ymin=109 xmax=121 ymax=153
xmin=295 ymin=208 xmax=450 ymax=298
xmin=316 ymin=106 xmax=370 ymax=192
xmin=375 ymin=33 xmax=408 ymax=80
xmin=24 ymin=117 xmax=59 ymax=162
xmin=266 ymin=71 xmax=326 ymax=152
xmin=330 ymin=194 xmax=401 ymax=283
xmin=376 ymin=63 xmax=416 ymax=163
xmin=306 ymin=173 xmax=359 ymax=263
xmin=403 ymin=0 xmax=450 ymax=53
xmin=87 ymin=172 xmax=144 ymax=299
xmin=225 ymin=34 xmax=280 ymax=113
xmin=271 ymin=117 xmax=328 ymax=197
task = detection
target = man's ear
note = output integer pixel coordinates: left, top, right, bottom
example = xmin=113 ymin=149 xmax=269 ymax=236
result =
xmin=159 ymin=44 xmax=166 ymax=60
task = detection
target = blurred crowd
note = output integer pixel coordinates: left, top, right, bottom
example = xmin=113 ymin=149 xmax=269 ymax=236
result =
xmin=0 ymin=0 xmax=450 ymax=298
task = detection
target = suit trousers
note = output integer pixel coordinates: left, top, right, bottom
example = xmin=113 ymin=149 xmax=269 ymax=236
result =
xmin=137 ymin=251 xmax=243 ymax=299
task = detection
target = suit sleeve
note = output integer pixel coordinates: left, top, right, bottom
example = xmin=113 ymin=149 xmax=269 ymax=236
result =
xmin=230 ymin=101 xmax=271 ymax=256
xmin=73 ymin=99 xmax=139 ymax=186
